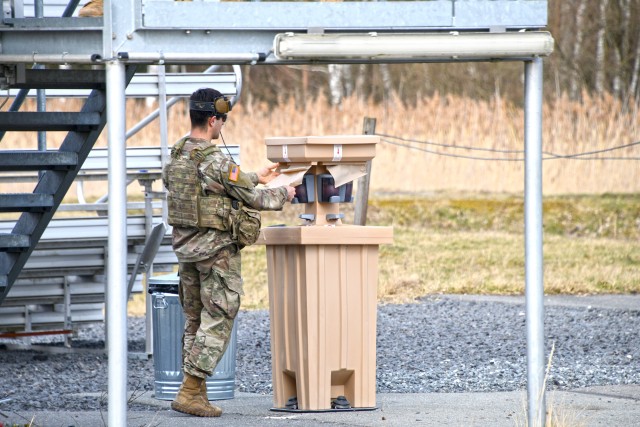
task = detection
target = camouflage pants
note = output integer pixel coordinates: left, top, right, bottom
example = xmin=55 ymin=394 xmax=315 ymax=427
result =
xmin=178 ymin=246 xmax=242 ymax=379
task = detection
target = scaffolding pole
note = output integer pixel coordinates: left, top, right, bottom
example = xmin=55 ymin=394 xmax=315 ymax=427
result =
xmin=106 ymin=59 xmax=128 ymax=427
xmin=524 ymin=57 xmax=546 ymax=427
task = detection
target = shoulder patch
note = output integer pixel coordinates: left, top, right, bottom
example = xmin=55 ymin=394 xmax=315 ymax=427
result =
xmin=228 ymin=164 xmax=240 ymax=182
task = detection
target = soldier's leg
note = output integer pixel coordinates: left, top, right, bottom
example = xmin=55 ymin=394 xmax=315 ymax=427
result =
xmin=178 ymin=261 xmax=204 ymax=366
xmin=172 ymin=261 xmax=222 ymax=417
xmin=184 ymin=249 xmax=242 ymax=378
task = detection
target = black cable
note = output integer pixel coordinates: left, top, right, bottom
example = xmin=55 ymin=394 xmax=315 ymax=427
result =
xmin=376 ymin=132 xmax=525 ymax=154
xmin=381 ymin=139 xmax=640 ymax=161
xmin=219 ymin=131 xmax=234 ymax=159
xmin=378 ymin=134 xmax=640 ymax=161
xmin=381 ymin=139 xmax=526 ymax=161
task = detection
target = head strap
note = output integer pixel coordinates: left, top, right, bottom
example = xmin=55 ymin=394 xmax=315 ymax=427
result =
xmin=189 ymin=96 xmax=231 ymax=114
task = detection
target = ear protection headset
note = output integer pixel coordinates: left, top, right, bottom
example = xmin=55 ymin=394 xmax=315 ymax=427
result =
xmin=189 ymin=96 xmax=231 ymax=115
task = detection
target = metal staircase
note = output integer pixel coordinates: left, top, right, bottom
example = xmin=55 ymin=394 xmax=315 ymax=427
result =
xmin=0 ymin=65 xmax=137 ymax=305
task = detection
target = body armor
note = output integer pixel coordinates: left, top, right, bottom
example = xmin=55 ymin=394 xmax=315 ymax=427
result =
xmin=166 ymin=139 xmax=232 ymax=230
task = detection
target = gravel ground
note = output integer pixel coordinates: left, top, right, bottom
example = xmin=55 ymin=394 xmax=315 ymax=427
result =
xmin=0 ymin=296 xmax=638 ymax=412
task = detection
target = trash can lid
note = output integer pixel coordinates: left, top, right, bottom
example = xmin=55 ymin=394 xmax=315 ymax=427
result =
xmin=148 ymin=273 xmax=179 ymax=294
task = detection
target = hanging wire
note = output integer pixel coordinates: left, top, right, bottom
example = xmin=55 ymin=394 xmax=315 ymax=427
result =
xmin=378 ymin=133 xmax=640 ymax=161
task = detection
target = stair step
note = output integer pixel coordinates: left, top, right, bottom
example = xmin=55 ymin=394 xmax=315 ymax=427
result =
xmin=0 ymin=234 xmax=30 ymax=252
xmin=0 ymin=151 xmax=78 ymax=171
xmin=0 ymin=112 xmax=101 ymax=132
xmin=14 ymin=69 xmax=106 ymax=91
xmin=0 ymin=194 xmax=54 ymax=213
xmin=4 ymin=17 xmax=102 ymax=29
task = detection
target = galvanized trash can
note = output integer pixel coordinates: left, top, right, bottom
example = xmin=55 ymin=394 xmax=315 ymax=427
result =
xmin=149 ymin=273 xmax=237 ymax=401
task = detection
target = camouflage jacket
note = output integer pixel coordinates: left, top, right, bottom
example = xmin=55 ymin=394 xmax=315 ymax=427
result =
xmin=162 ymin=138 xmax=288 ymax=263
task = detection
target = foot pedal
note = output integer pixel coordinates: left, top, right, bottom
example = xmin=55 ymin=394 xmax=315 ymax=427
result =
xmin=331 ymin=395 xmax=351 ymax=410
xmin=285 ymin=396 xmax=298 ymax=410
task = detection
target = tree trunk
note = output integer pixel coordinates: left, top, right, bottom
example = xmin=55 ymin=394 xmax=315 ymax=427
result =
xmin=379 ymin=64 xmax=393 ymax=102
xmin=594 ymin=0 xmax=609 ymax=95
xmin=328 ymin=64 xmax=344 ymax=106
xmin=570 ymin=0 xmax=587 ymax=99
xmin=614 ymin=0 xmax=631 ymax=99
xmin=629 ymin=26 xmax=640 ymax=102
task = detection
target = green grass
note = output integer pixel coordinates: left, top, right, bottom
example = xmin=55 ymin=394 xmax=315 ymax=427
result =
xmin=238 ymin=193 xmax=640 ymax=309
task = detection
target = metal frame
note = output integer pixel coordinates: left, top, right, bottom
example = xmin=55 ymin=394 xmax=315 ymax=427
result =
xmin=0 ymin=1 xmax=550 ymax=426
xmin=0 ymin=1 xmax=548 ymax=63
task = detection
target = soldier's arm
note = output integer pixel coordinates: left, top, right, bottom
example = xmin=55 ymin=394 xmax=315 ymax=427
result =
xmin=221 ymin=162 xmax=288 ymax=211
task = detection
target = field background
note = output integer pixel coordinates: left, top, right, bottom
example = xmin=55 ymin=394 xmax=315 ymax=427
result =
xmin=3 ymin=91 xmax=639 ymax=196
xmin=1 ymin=93 xmax=638 ymax=311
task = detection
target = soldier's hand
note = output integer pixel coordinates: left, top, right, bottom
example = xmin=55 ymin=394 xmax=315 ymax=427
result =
xmin=257 ymin=162 xmax=280 ymax=185
xmin=285 ymin=185 xmax=296 ymax=202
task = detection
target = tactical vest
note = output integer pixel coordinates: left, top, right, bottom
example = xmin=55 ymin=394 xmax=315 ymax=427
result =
xmin=166 ymin=138 xmax=232 ymax=230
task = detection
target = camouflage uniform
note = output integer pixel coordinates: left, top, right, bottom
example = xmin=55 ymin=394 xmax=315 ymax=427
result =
xmin=163 ymin=137 xmax=287 ymax=379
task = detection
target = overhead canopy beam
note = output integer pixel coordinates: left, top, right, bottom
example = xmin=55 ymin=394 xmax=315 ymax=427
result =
xmin=0 ymin=1 xmax=548 ymax=64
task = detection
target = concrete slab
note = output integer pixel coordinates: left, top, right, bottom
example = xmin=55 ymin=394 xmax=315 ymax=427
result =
xmin=3 ymin=385 xmax=639 ymax=427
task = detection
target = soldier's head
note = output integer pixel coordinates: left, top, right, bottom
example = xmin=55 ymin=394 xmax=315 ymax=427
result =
xmin=189 ymin=88 xmax=231 ymax=130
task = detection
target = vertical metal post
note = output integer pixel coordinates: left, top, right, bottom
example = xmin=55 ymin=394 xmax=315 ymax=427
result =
xmin=142 ymin=179 xmax=154 ymax=355
xmin=106 ymin=59 xmax=128 ymax=427
xmin=157 ymin=64 xmax=169 ymax=224
xmin=35 ymin=0 xmax=46 ymax=178
xmin=354 ymin=117 xmax=376 ymax=226
xmin=524 ymin=57 xmax=545 ymax=427
xmin=63 ymin=276 xmax=72 ymax=348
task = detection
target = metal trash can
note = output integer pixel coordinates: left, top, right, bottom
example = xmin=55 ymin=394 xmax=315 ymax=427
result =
xmin=149 ymin=273 xmax=237 ymax=401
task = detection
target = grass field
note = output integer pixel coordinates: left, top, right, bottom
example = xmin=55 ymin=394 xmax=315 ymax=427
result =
xmin=233 ymin=192 xmax=640 ymax=310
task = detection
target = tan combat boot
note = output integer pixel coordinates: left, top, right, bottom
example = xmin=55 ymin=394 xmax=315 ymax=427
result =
xmin=171 ymin=373 xmax=222 ymax=417
xmin=200 ymin=380 xmax=219 ymax=409
xmin=78 ymin=0 xmax=103 ymax=17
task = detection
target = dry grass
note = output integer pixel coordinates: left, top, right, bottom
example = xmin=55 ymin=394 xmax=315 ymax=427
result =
xmin=2 ymin=92 xmax=639 ymax=195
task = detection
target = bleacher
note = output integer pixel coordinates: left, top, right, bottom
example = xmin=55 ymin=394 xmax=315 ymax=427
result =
xmin=0 ymin=146 xmax=170 ymax=335
xmin=0 ymin=145 xmax=239 ymax=337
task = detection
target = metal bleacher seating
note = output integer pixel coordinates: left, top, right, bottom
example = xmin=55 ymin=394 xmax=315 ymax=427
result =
xmin=0 ymin=146 xmax=173 ymax=336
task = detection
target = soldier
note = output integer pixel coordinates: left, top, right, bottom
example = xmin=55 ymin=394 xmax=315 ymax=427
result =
xmin=162 ymin=88 xmax=295 ymax=417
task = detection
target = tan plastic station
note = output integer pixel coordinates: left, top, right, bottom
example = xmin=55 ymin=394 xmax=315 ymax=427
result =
xmin=257 ymin=135 xmax=393 ymax=412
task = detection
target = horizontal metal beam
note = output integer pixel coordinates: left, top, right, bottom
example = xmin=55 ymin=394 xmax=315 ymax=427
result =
xmin=7 ymin=72 xmax=237 ymax=98
xmin=14 ymin=69 xmax=106 ymax=90
xmin=140 ymin=1 xmax=546 ymax=31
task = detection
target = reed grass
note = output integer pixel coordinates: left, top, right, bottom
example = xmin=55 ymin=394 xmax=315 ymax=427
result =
xmin=2 ymin=92 xmax=639 ymax=195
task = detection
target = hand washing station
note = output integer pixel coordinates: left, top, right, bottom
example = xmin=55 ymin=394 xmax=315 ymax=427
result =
xmin=258 ymin=135 xmax=393 ymax=411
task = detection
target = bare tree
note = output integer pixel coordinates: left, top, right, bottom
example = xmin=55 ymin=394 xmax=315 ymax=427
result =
xmin=570 ymin=0 xmax=587 ymax=99
xmin=629 ymin=26 xmax=640 ymax=100
xmin=594 ymin=0 xmax=609 ymax=95
xmin=328 ymin=64 xmax=345 ymax=106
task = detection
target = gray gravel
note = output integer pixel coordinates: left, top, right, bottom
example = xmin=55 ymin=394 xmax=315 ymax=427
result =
xmin=0 ymin=296 xmax=638 ymax=412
